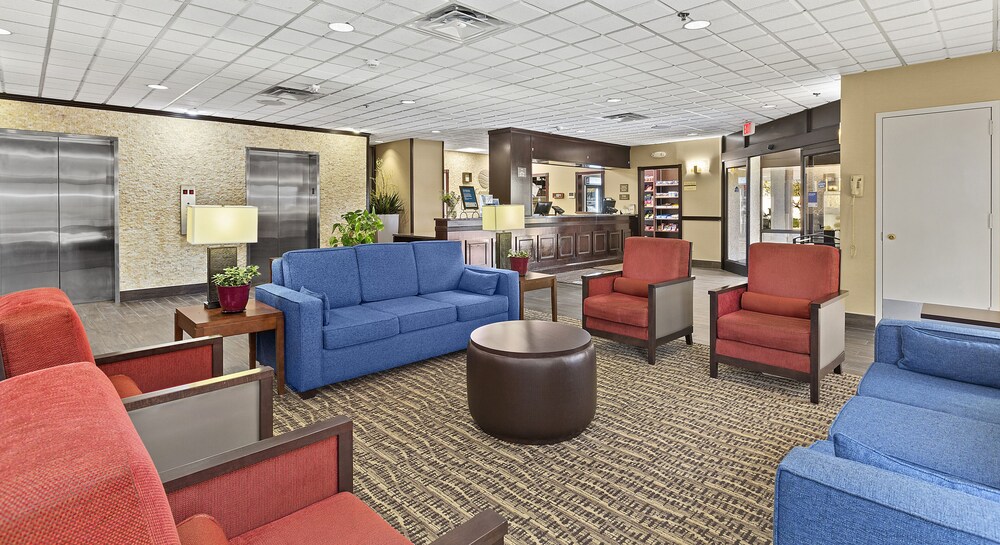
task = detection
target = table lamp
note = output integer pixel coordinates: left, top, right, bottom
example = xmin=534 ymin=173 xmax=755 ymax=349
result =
xmin=482 ymin=204 xmax=525 ymax=270
xmin=186 ymin=205 xmax=258 ymax=309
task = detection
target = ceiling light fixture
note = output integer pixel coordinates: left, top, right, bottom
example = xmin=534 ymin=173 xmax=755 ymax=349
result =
xmin=147 ymin=83 xmax=168 ymax=90
xmin=576 ymin=130 xmax=586 ymax=133
xmin=687 ymin=132 xmax=699 ymax=136
xmin=0 ymin=28 xmax=12 ymax=36
xmin=678 ymin=12 xmax=711 ymax=30
xmin=606 ymin=98 xmax=622 ymax=103
xmin=431 ymin=130 xmax=441 ymax=133
xmin=185 ymin=109 xmax=199 ymax=116
xmin=400 ymin=99 xmax=416 ymax=104
xmin=762 ymin=104 xmax=776 ymax=109
xmin=328 ymin=22 xmax=354 ymax=32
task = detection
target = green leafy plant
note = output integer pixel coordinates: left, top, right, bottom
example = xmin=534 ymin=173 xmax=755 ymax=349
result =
xmin=441 ymin=191 xmax=459 ymax=207
xmin=370 ymin=158 xmax=404 ymax=215
xmin=212 ymin=265 xmax=260 ymax=287
xmin=329 ymin=209 xmax=383 ymax=247
xmin=507 ymin=249 xmax=530 ymax=259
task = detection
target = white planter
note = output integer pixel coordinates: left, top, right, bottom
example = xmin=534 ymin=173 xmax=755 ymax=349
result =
xmin=377 ymin=213 xmax=400 ymax=243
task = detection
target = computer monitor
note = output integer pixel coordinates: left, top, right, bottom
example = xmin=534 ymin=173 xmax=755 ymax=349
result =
xmin=533 ymin=201 xmax=552 ymax=216
xmin=459 ymin=186 xmax=479 ymax=210
xmin=602 ymin=197 xmax=617 ymax=214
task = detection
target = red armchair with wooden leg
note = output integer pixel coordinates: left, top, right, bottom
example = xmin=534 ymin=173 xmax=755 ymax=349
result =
xmin=0 ymin=362 xmax=508 ymax=545
xmin=582 ymin=237 xmax=694 ymax=364
xmin=709 ymin=242 xmax=847 ymax=404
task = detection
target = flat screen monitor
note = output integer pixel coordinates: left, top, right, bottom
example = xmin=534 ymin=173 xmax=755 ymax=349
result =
xmin=533 ymin=201 xmax=552 ymax=216
xmin=459 ymin=186 xmax=479 ymax=210
xmin=602 ymin=197 xmax=616 ymax=214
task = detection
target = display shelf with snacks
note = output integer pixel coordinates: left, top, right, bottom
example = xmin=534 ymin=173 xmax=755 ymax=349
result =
xmin=639 ymin=165 xmax=683 ymax=239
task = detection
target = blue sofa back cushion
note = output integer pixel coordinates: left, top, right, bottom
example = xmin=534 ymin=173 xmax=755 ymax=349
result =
xmin=833 ymin=433 xmax=1000 ymax=503
xmin=458 ymin=269 xmax=499 ymax=296
xmin=281 ymin=248 xmax=362 ymax=308
xmin=299 ymin=286 xmax=330 ymax=324
xmin=412 ymin=241 xmax=466 ymax=294
xmin=899 ymin=325 xmax=1000 ymax=388
xmin=355 ymin=244 xmax=420 ymax=302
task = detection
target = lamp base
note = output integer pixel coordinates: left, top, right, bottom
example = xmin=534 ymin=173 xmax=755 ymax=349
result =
xmin=495 ymin=231 xmax=512 ymax=270
xmin=205 ymin=246 xmax=238 ymax=309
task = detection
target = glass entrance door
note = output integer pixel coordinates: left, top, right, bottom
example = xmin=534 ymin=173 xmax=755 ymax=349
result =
xmin=759 ymin=149 xmax=802 ymax=244
xmin=724 ymin=162 xmax=748 ymax=273
xmin=803 ymin=151 xmax=842 ymax=246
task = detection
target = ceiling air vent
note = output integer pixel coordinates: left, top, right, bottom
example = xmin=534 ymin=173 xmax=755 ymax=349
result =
xmin=603 ymin=112 xmax=649 ymax=122
xmin=409 ymin=4 xmax=510 ymax=44
xmin=257 ymin=85 xmax=324 ymax=104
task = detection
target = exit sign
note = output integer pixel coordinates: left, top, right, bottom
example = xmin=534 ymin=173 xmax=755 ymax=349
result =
xmin=742 ymin=121 xmax=755 ymax=136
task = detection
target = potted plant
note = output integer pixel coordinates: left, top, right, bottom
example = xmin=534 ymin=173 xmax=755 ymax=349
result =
xmin=370 ymin=158 xmax=404 ymax=242
xmin=507 ymin=249 xmax=530 ymax=276
xmin=329 ymin=209 xmax=383 ymax=247
xmin=441 ymin=191 xmax=460 ymax=218
xmin=212 ymin=265 xmax=261 ymax=313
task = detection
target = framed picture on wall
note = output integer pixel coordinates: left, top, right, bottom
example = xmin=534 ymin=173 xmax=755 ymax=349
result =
xmin=462 ymin=172 xmax=472 ymax=183
xmin=619 ymin=193 xmax=630 ymax=201
xmin=619 ymin=184 xmax=629 ymax=192
xmin=552 ymin=192 xmax=565 ymax=199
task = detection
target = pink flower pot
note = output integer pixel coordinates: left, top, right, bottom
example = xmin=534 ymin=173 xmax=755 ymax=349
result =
xmin=217 ymin=284 xmax=251 ymax=313
xmin=509 ymin=256 xmax=529 ymax=276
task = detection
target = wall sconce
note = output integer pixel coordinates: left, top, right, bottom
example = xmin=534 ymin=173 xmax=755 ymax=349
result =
xmin=688 ymin=160 xmax=710 ymax=175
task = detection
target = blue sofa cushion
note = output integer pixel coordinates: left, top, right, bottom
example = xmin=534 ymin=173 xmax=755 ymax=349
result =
xmin=421 ymin=290 xmax=509 ymax=322
xmin=355 ymin=244 xmax=419 ymax=302
xmin=362 ymin=296 xmax=456 ymax=333
xmin=858 ymin=361 xmax=1000 ymax=424
xmin=830 ymin=396 xmax=1000 ymax=489
xmin=458 ymin=269 xmax=499 ymax=296
xmin=323 ymin=306 xmax=399 ymax=350
xmin=833 ymin=433 xmax=1000 ymax=503
xmin=412 ymin=241 xmax=466 ymax=294
xmin=898 ymin=325 xmax=1000 ymax=388
xmin=281 ymin=248 xmax=362 ymax=309
xmin=299 ymin=286 xmax=330 ymax=325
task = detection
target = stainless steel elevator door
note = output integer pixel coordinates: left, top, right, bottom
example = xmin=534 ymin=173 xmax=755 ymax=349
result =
xmin=0 ymin=134 xmax=60 ymax=294
xmin=58 ymin=138 xmax=116 ymax=303
xmin=246 ymin=149 xmax=318 ymax=281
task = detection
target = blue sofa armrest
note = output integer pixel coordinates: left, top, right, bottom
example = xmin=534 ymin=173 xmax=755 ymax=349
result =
xmin=775 ymin=446 xmax=1000 ymax=545
xmin=254 ymin=283 xmax=324 ymax=392
xmin=466 ymin=265 xmax=519 ymax=321
xmin=876 ymin=319 xmax=1000 ymax=382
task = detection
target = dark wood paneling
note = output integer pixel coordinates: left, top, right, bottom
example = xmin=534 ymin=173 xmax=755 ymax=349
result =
xmin=593 ymin=231 xmax=608 ymax=254
xmin=558 ymin=235 xmax=575 ymax=258
xmin=515 ymin=236 xmax=536 ymax=259
xmin=488 ymin=129 xmax=533 ymax=215
xmin=576 ymin=233 xmax=592 ymax=256
xmin=609 ymin=231 xmax=622 ymax=254
xmin=465 ymin=239 xmax=493 ymax=267
xmin=529 ymin=133 xmax=630 ymax=168
xmin=722 ymin=101 xmax=840 ymax=161
xmin=811 ymin=101 xmax=841 ymax=130
xmin=538 ymin=234 xmax=557 ymax=260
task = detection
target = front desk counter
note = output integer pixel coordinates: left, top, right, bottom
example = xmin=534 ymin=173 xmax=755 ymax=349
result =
xmin=433 ymin=214 xmax=638 ymax=272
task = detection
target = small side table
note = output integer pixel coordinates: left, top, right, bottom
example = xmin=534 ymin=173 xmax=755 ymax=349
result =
xmin=174 ymin=300 xmax=286 ymax=394
xmin=519 ymin=271 xmax=557 ymax=321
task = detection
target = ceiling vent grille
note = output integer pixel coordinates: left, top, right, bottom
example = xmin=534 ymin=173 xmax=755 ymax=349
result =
xmin=603 ymin=112 xmax=649 ymax=122
xmin=409 ymin=4 xmax=510 ymax=44
xmin=257 ymin=85 xmax=324 ymax=103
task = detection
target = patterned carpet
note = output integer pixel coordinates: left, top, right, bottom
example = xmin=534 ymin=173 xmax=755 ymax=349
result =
xmin=273 ymin=312 xmax=859 ymax=545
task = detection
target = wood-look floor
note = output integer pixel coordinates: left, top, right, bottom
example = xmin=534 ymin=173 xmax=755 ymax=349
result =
xmin=75 ymin=267 xmax=874 ymax=377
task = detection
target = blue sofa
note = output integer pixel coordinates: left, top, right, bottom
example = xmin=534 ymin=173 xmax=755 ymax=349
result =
xmin=254 ymin=241 xmax=518 ymax=393
xmin=775 ymin=319 xmax=1000 ymax=544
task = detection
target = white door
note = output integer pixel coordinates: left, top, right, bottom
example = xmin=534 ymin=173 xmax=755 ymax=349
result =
xmin=880 ymin=105 xmax=997 ymax=318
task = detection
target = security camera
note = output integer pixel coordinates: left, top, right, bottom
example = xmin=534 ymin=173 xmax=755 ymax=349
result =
xmin=366 ymin=59 xmax=380 ymax=68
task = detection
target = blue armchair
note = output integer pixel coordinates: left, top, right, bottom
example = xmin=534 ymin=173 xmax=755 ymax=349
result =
xmin=254 ymin=241 xmax=518 ymax=395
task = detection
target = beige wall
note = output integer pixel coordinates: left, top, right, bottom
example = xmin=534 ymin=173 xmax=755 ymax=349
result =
xmin=411 ymin=139 xmax=444 ymax=234
xmin=444 ymin=150 xmax=488 ymax=197
xmin=608 ymin=138 xmax=723 ymax=263
xmin=0 ymin=99 xmax=367 ymax=293
xmin=841 ymin=52 xmax=1000 ymax=315
xmin=532 ymin=163 xmax=587 ymax=214
xmin=374 ymin=139 xmax=411 ymax=233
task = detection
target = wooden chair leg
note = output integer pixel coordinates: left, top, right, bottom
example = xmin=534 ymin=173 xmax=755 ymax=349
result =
xmin=710 ymin=358 xmax=718 ymax=378
xmin=685 ymin=334 xmax=693 ymax=345
xmin=647 ymin=342 xmax=656 ymax=365
xmin=810 ymin=376 xmax=820 ymax=404
xmin=834 ymin=365 xmax=842 ymax=374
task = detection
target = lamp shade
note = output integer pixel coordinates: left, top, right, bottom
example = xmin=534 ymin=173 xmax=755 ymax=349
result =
xmin=481 ymin=204 xmax=525 ymax=231
xmin=186 ymin=205 xmax=258 ymax=245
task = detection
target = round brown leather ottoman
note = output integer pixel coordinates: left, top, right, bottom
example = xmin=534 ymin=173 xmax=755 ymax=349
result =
xmin=467 ymin=320 xmax=596 ymax=444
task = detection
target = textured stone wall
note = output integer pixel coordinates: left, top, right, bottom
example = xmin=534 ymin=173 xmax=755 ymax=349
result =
xmin=444 ymin=151 xmax=488 ymax=196
xmin=0 ymin=99 xmax=367 ymax=292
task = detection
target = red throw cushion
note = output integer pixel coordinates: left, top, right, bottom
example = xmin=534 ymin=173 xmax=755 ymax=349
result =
xmin=229 ymin=493 xmax=412 ymax=545
xmin=716 ymin=310 xmax=811 ymax=354
xmin=622 ymin=237 xmax=690 ymax=284
xmin=613 ymin=277 xmax=648 ymax=298
xmin=748 ymin=243 xmax=839 ymax=301
xmin=108 ymin=374 xmax=144 ymax=398
xmin=583 ymin=292 xmax=648 ymax=328
xmin=178 ymin=514 xmax=231 ymax=545
xmin=741 ymin=292 xmax=811 ymax=319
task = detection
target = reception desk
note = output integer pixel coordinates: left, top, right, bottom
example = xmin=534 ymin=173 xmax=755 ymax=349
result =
xmin=434 ymin=214 xmax=637 ymax=272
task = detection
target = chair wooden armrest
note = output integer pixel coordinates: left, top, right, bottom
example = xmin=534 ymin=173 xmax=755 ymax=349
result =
xmin=582 ymin=270 xmax=622 ymax=299
xmin=95 ymin=336 xmax=224 ymax=391
xmin=429 ymin=509 xmax=508 ymax=545
xmin=811 ymin=290 xmax=849 ymax=308
xmin=810 ymin=290 xmax=849 ymax=387
xmin=708 ymin=282 xmax=749 ymax=297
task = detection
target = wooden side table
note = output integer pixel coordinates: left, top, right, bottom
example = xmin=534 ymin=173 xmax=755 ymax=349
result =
xmin=174 ymin=300 xmax=286 ymax=394
xmin=519 ymin=271 xmax=557 ymax=321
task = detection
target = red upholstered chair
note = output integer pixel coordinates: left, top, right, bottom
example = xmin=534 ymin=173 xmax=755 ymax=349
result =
xmin=709 ymin=242 xmax=847 ymax=404
xmin=0 ymin=362 xmax=507 ymax=545
xmin=582 ymin=237 xmax=694 ymax=364
xmin=0 ymin=287 xmax=222 ymax=397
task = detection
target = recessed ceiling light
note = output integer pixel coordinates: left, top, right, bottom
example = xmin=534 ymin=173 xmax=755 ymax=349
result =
xmin=400 ymin=99 xmax=416 ymax=104
xmin=678 ymin=12 xmax=711 ymax=30
xmin=606 ymin=98 xmax=622 ymax=103
xmin=576 ymin=130 xmax=586 ymax=133
xmin=687 ymin=132 xmax=699 ymax=136
xmin=147 ymin=83 xmax=168 ymax=90
xmin=373 ymin=140 xmax=384 ymax=144
xmin=431 ymin=130 xmax=441 ymax=133
xmin=0 ymin=28 xmax=13 ymax=36
xmin=762 ymin=104 xmax=777 ymax=109
xmin=328 ymin=22 xmax=354 ymax=32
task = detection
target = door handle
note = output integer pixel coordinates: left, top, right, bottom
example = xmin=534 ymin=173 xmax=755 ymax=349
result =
xmin=886 ymin=233 xmax=896 ymax=240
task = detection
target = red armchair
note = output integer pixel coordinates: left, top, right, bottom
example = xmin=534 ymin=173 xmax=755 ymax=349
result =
xmin=582 ymin=237 xmax=694 ymax=364
xmin=0 ymin=362 xmax=507 ymax=545
xmin=709 ymin=242 xmax=847 ymax=404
